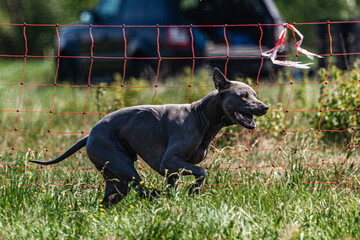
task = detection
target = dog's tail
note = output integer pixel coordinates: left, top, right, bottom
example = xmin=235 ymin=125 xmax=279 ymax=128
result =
xmin=29 ymin=136 xmax=88 ymax=165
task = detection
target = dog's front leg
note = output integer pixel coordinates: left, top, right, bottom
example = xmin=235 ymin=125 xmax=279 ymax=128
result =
xmin=166 ymin=173 xmax=179 ymax=190
xmin=161 ymin=156 xmax=206 ymax=194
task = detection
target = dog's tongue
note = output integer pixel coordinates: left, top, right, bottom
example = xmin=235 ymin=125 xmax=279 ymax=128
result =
xmin=235 ymin=112 xmax=256 ymax=129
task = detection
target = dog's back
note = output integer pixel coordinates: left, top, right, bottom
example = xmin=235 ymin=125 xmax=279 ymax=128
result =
xmin=88 ymin=103 xmax=203 ymax=172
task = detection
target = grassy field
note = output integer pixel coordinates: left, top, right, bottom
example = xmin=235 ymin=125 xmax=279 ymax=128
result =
xmin=0 ymin=59 xmax=359 ymax=239
xmin=2 ymin=178 xmax=360 ymax=239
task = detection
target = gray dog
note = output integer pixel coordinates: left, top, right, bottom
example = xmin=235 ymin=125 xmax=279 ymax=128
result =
xmin=30 ymin=68 xmax=268 ymax=206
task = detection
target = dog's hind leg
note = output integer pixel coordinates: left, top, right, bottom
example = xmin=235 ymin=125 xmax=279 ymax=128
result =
xmin=87 ymin=141 xmax=159 ymax=203
xmin=102 ymin=173 xmax=129 ymax=207
xmin=103 ymin=161 xmax=160 ymax=200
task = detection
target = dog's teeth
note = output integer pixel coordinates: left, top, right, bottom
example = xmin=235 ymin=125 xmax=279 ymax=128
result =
xmin=236 ymin=112 xmax=244 ymax=118
xmin=235 ymin=112 xmax=242 ymax=120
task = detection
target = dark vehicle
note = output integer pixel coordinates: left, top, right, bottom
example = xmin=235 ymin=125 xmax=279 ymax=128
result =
xmin=57 ymin=0 xmax=283 ymax=82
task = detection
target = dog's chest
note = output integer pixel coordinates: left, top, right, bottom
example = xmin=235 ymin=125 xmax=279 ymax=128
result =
xmin=187 ymin=144 xmax=210 ymax=164
xmin=186 ymin=129 xmax=218 ymax=164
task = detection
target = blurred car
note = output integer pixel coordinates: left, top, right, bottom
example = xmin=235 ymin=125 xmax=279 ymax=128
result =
xmin=57 ymin=0 xmax=284 ymax=82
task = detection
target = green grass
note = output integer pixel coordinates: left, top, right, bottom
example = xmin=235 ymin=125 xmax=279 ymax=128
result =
xmin=0 ymin=59 xmax=360 ymax=239
xmin=2 ymin=178 xmax=360 ymax=239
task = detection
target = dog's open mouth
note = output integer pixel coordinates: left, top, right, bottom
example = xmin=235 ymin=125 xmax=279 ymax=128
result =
xmin=234 ymin=112 xmax=256 ymax=129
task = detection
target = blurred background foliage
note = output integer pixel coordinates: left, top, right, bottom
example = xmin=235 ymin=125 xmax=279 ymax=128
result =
xmin=0 ymin=0 xmax=97 ymax=55
xmin=276 ymin=0 xmax=360 ymax=22
xmin=0 ymin=0 xmax=360 ymax=54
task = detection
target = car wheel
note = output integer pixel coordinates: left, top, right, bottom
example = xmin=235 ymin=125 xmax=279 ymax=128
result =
xmin=57 ymin=55 xmax=81 ymax=83
xmin=126 ymin=54 xmax=157 ymax=81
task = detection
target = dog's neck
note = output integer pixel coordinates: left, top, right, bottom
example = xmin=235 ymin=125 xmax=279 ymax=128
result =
xmin=192 ymin=90 xmax=232 ymax=132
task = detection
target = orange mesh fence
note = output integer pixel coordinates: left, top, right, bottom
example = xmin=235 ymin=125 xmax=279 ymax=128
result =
xmin=0 ymin=21 xmax=359 ymax=188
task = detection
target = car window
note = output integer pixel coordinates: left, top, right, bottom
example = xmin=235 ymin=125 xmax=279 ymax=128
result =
xmin=95 ymin=0 xmax=123 ymax=23
xmin=178 ymin=0 xmax=272 ymax=45
xmin=146 ymin=1 xmax=169 ymax=22
xmin=122 ymin=0 xmax=146 ymax=23
xmin=180 ymin=0 xmax=265 ymax=24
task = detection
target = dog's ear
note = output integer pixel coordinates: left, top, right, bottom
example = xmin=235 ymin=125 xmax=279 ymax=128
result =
xmin=213 ymin=68 xmax=230 ymax=91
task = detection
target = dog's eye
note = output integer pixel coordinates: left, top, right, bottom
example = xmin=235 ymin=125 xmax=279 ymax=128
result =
xmin=241 ymin=93 xmax=249 ymax=99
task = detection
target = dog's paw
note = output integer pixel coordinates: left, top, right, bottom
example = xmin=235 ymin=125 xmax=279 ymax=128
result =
xmin=139 ymin=188 xmax=162 ymax=201
xmin=189 ymin=185 xmax=203 ymax=195
xmin=150 ymin=189 xmax=161 ymax=198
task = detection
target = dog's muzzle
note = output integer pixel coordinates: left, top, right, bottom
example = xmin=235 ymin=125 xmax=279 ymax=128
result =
xmin=233 ymin=103 xmax=268 ymax=129
xmin=234 ymin=112 xmax=256 ymax=129
xmin=259 ymin=104 xmax=269 ymax=116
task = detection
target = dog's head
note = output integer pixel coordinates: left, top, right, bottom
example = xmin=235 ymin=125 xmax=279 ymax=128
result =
xmin=213 ymin=68 xmax=269 ymax=129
